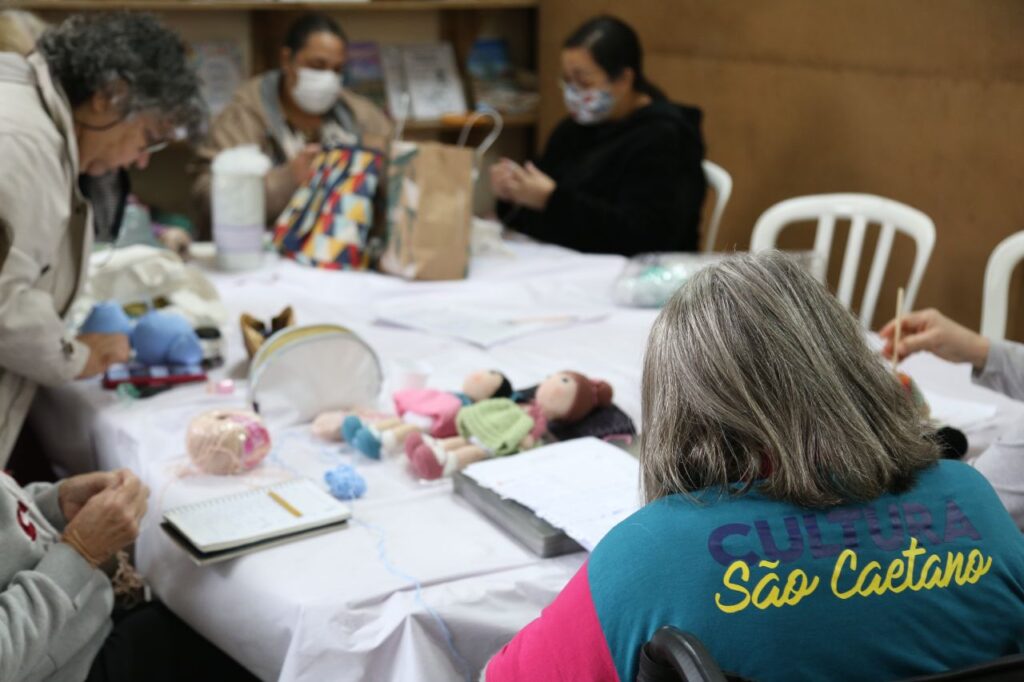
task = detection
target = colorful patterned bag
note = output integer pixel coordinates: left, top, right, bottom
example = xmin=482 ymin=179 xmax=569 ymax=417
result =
xmin=272 ymin=145 xmax=384 ymax=270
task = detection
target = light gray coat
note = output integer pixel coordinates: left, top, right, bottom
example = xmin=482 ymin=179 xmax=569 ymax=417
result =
xmin=0 ymin=52 xmax=93 ymax=466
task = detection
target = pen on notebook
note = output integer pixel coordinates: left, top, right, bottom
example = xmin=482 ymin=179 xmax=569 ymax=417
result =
xmin=268 ymin=490 xmax=302 ymax=517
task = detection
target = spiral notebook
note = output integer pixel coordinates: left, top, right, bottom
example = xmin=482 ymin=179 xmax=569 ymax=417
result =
xmin=161 ymin=479 xmax=350 ymax=565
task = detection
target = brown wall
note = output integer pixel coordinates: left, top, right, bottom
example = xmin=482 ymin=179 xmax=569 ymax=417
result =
xmin=538 ymin=0 xmax=1024 ymax=334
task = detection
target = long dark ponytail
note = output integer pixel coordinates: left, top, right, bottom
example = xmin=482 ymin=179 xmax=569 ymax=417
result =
xmin=563 ymin=15 xmax=665 ymax=101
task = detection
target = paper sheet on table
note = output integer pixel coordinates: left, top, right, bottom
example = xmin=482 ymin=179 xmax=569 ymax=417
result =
xmin=462 ymin=438 xmax=640 ymax=551
xmin=922 ymin=390 xmax=998 ymax=430
xmin=374 ymin=304 xmax=608 ymax=347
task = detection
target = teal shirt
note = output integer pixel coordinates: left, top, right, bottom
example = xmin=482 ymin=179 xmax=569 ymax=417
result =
xmin=587 ymin=460 xmax=1024 ymax=681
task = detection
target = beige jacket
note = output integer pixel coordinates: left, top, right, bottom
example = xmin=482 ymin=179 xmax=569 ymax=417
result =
xmin=191 ymin=71 xmax=393 ymax=237
xmin=0 ymin=53 xmax=92 ymax=466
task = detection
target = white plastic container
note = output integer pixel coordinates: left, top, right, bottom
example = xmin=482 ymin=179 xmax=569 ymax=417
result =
xmin=211 ymin=145 xmax=272 ymax=271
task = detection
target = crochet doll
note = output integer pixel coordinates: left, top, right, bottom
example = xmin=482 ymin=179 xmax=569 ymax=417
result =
xmin=406 ymin=397 xmax=538 ymax=479
xmin=540 ymin=371 xmax=637 ymax=442
xmin=336 ymin=369 xmax=516 ymax=459
xmin=407 ymin=371 xmax=634 ymax=479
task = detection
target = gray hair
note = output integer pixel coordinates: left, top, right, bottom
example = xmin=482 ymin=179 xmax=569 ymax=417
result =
xmin=640 ymin=250 xmax=939 ymax=508
xmin=37 ymin=12 xmax=205 ymax=140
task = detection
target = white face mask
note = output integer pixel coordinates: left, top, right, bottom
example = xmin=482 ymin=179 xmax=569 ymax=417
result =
xmin=290 ymin=67 xmax=342 ymax=115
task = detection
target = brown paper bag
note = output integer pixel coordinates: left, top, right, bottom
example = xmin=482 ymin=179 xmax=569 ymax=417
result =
xmin=380 ymin=140 xmax=474 ymax=281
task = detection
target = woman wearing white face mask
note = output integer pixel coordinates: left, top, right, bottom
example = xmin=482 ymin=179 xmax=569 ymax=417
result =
xmin=191 ymin=13 xmax=392 ymax=237
xmin=491 ymin=15 xmax=707 ymax=256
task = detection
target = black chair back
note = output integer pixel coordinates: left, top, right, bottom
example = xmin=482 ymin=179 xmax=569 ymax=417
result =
xmin=634 ymin=627 xmax=1024 ymax=682
xmin=635 ymin=627 xmax=728 ymax=682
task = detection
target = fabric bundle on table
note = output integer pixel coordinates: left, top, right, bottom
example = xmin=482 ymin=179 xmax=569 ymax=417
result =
xmin=273 ymin=145 xmax=384 ymax=270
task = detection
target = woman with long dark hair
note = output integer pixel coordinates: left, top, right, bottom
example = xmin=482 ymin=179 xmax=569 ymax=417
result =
xmin=491 ymin=15 xmax=706 ymax=255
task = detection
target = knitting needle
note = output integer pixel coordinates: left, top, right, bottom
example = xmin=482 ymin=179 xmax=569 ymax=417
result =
xmin=891 ymin=286 xmax=905 ymax=374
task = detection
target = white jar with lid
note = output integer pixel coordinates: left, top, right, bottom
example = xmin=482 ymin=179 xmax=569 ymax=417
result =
xmin=211 ymin=145 xmax=272 ymax=271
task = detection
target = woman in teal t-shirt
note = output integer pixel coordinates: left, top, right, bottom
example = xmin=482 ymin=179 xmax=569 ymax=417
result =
xmin=484 ymin=252 xmax=1024 ymax=682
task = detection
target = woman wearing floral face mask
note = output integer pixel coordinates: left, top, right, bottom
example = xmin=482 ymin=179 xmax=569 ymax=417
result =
xmin=191 ymin=13 xmax=392 ymax=237
xmin=492 ymin=15 xmax=707 ymax=256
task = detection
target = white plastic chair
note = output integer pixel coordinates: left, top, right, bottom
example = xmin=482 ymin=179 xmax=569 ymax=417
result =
xmin=701 ymin=160 xmax=732 ymax=253
xmin=981 ymin=231 xmax=1024 ymax=341
xmin=750 ymin=193 xmax=936 ymax=327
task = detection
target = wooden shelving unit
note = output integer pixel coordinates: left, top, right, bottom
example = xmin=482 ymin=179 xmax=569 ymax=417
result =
xmin=12 ymin=0 xmax=540 ymax=220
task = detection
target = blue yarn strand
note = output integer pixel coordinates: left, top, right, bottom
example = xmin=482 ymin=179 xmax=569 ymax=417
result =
xmin=352 ymin=518 xmax=473 ymax=682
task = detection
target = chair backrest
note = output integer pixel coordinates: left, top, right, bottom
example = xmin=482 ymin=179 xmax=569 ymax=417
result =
xmin=750 ymin=193 xmax=936 ymax=327
xmin=636 ymin=627 xmax=729 ymax=682
xmin=980 ymin=231 xmax=1024 ymax=341
xmin=701 ymin=160 xmax=733 ymax=253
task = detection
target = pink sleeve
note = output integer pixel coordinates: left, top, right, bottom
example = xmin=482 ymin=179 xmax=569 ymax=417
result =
xmin=485 ymin=562 xmax=618 ymax=682
xmin=392 ymin=389 xmax=462 ymax=438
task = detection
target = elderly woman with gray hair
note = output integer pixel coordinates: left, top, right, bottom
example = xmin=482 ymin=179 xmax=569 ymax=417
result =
xmin=484 ymin=252 xmax=1024 ymax=682
xmin=0 ymin=13 xmax=256 ymax=682
xmin=0 ymin=12 xmax=204 ymax=475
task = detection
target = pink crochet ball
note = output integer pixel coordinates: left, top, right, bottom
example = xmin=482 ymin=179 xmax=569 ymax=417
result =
xmin=186 ymin=410 xmax=271 ymax=475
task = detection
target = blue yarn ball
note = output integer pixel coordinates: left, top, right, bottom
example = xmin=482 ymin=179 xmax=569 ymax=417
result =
xmin=324 ymin=464 xmax=367 ymax=500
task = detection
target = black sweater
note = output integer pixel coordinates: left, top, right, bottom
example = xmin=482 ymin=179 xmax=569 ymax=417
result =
xmin=498 ymin=100 xmax=706 ymax=255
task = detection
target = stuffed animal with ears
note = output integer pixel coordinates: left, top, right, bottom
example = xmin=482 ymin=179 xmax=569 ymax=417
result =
xmin=406 ymin=370 xmax=628 ymax=480
xmin=335 ymin=369 xmax=518 ymax=459
xmin=80 ymin=301 xmax=203 ymax=366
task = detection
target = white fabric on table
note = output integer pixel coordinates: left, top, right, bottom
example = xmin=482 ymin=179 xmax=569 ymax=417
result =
xmin=34 ymin=241 xmax=1024 ymax=681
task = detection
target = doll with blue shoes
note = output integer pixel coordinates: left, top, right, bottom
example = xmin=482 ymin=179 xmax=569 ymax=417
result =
xmin=338 ymin=370 xmax=521 ymax=459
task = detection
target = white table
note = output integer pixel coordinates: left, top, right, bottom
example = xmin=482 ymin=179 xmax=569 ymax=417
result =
xmin=38 ymin=241 xmax=1024 ymax=681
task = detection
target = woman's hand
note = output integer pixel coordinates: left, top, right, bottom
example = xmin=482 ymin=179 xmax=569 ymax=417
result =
xmin=75 ymin=333 xmax=131 ymax=379
xmin=58 ymin=469 xmax=128 ymax=522
xmin=288 ymin=144 xmax=321 ymax=185
xmin=879 ymin=308 xmax=990 ymax=371
xmin=489 ymin=160 xmax=516 ymax=202
xmin=497 ymin=160 xmax=556 ymax=211
xmin=61 ymin=470 xmax=149 ymax=567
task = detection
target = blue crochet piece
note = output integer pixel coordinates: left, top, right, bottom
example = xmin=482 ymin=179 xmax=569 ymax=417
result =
xmin=80 ymin=303 xmax=203 ymax=367
xmin=131 ymin=311 xmax=203 ymax=366
xmin=79 ymin=301 xmax=133 ymax=335
xmin=324 ymin=464 xmax=367 ymax=500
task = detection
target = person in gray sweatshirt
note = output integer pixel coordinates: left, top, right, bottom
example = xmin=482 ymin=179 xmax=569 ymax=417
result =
xmin=881 ymin=307 xmax=1024 ymax=530
xmin=1 ymin=467 xmax=257 ymax=682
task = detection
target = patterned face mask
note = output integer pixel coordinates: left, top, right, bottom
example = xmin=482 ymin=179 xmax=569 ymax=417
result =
xmin=561 ymin=81 xmax=616 ymax=125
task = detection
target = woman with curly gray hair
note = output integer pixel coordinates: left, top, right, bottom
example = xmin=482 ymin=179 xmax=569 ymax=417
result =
xmin=0 ymin=13 xmax=254 ymax=682
xmin=484 ymin=252 xmax=1024 ymax=682
xmin=0 ymin=12 xmax=206 ymax=474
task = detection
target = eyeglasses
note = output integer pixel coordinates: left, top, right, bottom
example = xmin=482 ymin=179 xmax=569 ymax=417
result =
xmin=141 ymin=125 xmax=187 ymax=155
xmin=142 ymin=140 xmax=169 ymax=155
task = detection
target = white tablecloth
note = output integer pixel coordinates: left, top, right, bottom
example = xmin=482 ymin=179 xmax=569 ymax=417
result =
xmin=38 ymin=240 xmax=1024 ymax=681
